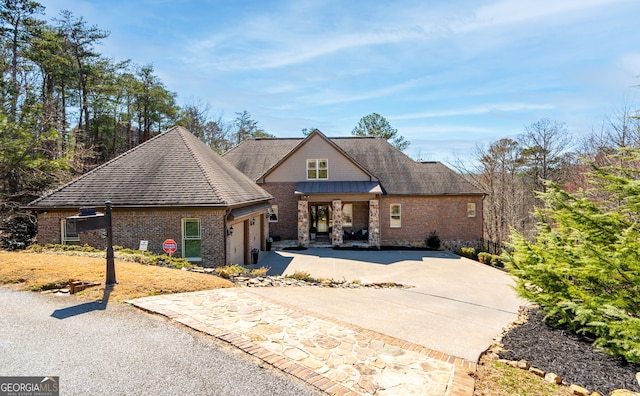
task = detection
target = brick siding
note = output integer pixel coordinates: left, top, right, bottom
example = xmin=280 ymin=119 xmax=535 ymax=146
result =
xmin=259 ymin=183 xmax=484 ymax=250
xmin=36 ymin=207 xmax=227 ymax=267
xmin=379 ymin=195 xmax=483 ymax=249
xmin=261 ymin=183 xmax=299 ymax=240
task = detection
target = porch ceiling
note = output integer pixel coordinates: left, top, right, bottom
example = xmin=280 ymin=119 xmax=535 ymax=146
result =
xmin=295 ymin=181 xmax=382 ymax=195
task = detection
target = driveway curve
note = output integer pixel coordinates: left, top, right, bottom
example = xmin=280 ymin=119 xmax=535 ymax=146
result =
xmin=251 ymin=248 xmax=524 ymax=361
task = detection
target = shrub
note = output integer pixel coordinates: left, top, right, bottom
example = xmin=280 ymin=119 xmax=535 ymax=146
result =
xmin=250 ymin=266 xmax=270 ymax=276
xmin=477 ymin=252 xmax=491 ymax=264
xmin=425 ymin=230 xmax=441 ymax=250
xmin=506 ymin=148 xmax=640 ymax=363
xmin=213 ymin=264 xmax=270 ymax=278
xmin=214 ymin=264 xmax=246 ymax=279
xmin=460 ymin=247 xmax=477 ymax=260
xmin=489 ymin=254 xmax=504 ymax=268
xmin=286 ymin=270 xmax=315 ymax=282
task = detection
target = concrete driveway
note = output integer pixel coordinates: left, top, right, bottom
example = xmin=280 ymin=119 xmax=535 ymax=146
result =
xmin=249 ymin=248 xmax=525 ymax=362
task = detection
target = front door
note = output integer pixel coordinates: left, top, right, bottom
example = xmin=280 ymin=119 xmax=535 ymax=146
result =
xmin=311 ymin=205 xmax=332 ymax=233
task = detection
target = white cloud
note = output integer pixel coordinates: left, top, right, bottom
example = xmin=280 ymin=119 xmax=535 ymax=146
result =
xmin=303 ymin=78 xmax=427 ymax=106
xmin=391 ymin=103 xmax=555 ymax=120
xmin=456 ymin=0 xmax=633 ymax=33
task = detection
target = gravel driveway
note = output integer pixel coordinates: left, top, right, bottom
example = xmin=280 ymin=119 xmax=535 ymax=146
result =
xmin=0 ymin=288 xmax=321 ymax=396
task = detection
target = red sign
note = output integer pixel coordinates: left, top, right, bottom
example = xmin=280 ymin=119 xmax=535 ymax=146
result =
xmin=163 ymin=239 xmax=177 ymax=254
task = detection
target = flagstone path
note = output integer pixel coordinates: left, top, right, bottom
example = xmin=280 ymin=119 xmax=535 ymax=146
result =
xmin=129 ymin=289 xmax=476 ymax=395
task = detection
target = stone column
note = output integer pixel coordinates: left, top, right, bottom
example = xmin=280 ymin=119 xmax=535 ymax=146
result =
xmin=332 ymin=200 xmax=343 ymax=246
xmin=297 ymin=200 xmax=309 ymax=247
xmin=368 ymin=199 xmax=380 ymax=248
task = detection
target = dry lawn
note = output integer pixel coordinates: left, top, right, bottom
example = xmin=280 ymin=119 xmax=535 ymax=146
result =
xmin=0 ymin=251 xmax=234 ymax=301
xmin=474 ymin=355 xmax=575 ymax=396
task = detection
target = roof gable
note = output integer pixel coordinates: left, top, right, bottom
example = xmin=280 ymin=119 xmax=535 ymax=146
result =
xmin=28 ymin=126 xmax=272 ymax=208
xmin=224 ymin=130 xmax=483 ymax=196
xmin=262 ymin=130 xmax=375 ymax=183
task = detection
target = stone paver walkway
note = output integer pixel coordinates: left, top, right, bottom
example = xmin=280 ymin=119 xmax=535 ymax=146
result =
xmin=128 ymin=289 xmax=476 ymax=395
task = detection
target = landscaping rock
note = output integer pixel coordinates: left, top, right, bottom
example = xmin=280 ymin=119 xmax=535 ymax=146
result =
xmin=636 ymin=373 xmax=640 ymax=387
xmin=517 ymin=359 xmax=530 ymax=370
xmin=545 ymin=372 xmax=562 ymax=385
xmin=609 ymin=390 xmax=640 ymax=396
xmin=570 ymin=384 xmax=589 ymax=396
xmin=222 ymin=274 xmax=413 ymax=289
xmin=529 ymin=367 xmax=545 ymax=377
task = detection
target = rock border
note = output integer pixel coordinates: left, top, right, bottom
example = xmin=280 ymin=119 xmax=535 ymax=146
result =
xmin=229 ymin=275 xmax=413 ymax=289
xmin=479 ymin=306 xmax=640 ymax=396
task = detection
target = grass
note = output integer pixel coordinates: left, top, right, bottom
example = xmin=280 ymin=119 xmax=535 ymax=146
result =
xmin=0 ymin=251 xmax=234 ymax=301
xmin=474 ymin=356 xmax=575 ymax=396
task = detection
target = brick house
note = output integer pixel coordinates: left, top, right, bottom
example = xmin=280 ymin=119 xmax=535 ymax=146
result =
xmin=223 ymin=129 xmax=484 ymax=250
xmin=27 ymin=126 xmax=273 ymax=267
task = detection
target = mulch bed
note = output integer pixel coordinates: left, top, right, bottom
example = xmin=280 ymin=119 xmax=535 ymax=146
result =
xmin=499 ymin=308 xmax=640 ymax=395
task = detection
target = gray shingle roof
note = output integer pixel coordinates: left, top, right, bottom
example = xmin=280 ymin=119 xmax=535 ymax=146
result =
xmin=28 ymin=126 xmax=273 ymax=209
xmin=224 ymin=131 xmax=483 ymax=196
xmin=223 ymin=138 xmax=301 ymax=181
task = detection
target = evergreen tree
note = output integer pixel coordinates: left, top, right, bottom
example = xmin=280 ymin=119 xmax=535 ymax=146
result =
xmin=351 ymin=113 xmax=409 ymax=151
xmin=506 ymin=147 xmax=640 ymax=363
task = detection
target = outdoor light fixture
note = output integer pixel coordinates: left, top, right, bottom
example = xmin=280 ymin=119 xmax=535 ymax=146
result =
xmin=227 ymin=226 xmax=234 ymax=236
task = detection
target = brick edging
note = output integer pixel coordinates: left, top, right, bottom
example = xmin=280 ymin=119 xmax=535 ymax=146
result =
xmin=129 ymin=300 xmax=356 ymax=395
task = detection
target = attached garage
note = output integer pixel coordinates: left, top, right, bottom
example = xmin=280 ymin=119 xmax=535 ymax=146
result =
xmin=27 ymin=126 xmax=273 ymax=267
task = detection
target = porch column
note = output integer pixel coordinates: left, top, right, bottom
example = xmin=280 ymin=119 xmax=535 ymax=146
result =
xmin=368 ymin=199 xmax=380 ymax=248
xmin=297 ymin=200 xmax=309 ymax=247
xmin=332 ymin=200 xmax=343 ymax=246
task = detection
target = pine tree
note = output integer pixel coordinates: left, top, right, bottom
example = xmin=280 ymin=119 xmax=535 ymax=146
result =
xmin=506 ymin=147 xmax=640 ymax=363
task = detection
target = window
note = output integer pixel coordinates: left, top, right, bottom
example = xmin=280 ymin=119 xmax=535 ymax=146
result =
xmin=467 ymin=203 xmax=476 ymax=218
xmin=390 ymin=204 xmax=401 ymax=228
xmin=343 ymin=204 xmax=353 ymax=227
xmin=182 ymin=218 xmax=202 ymax=261
xmin=307 ymin=159 xmax=328 ymax=180
xmin=61 ymin=219 xmax=80 ymax=245
xmin=268 ymin=205 xmax=278 ymax=223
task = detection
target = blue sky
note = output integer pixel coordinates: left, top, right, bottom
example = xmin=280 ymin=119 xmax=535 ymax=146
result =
xmin=40 ymin=0 xmax=640 ymax=163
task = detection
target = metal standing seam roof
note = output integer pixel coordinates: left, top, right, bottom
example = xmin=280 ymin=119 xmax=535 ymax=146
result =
xmin=28 ymin=126 xmax=273 ymax=209
xmin=295 ymin=181 xmax=382 ymax=194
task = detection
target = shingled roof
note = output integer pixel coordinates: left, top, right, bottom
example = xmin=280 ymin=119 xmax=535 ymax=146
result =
xmin=224 ymin=131 xmax=483 ymax=196
xmin=28 ymin=126 xmax=273 ymax=209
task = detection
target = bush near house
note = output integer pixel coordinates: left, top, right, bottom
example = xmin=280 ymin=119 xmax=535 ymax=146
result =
xmin=425 ymin=230 xmax=441 ymax=250
xmin=460 ymin=247 xmax=477 ymax=260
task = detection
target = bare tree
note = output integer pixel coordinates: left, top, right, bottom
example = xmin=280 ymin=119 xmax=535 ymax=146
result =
xmin=519 ymin=118 xmax=573 ymax=193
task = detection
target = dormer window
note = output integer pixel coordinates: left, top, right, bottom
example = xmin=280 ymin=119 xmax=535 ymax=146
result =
xmin=307 ymin=159 xmax=328 ymax=180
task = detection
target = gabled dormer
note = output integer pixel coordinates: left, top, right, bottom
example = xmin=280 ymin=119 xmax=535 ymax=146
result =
xmin=259 ymin=130 xmax=377 ymax=183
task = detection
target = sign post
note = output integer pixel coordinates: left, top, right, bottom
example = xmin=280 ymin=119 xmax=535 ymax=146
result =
xmin=104 ymin=201 xmax=116 ymax=285
xmin=163 ymin=239 xmax=177 ymax=257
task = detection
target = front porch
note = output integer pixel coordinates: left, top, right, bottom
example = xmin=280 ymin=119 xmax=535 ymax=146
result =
xmin=296 ymin=198 xmax=381 ymax=248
